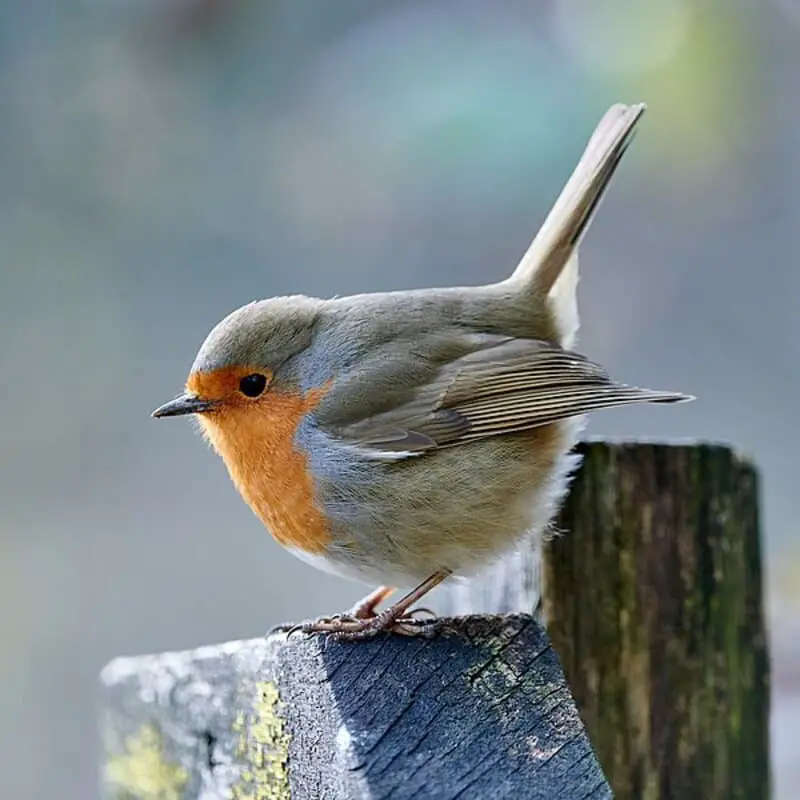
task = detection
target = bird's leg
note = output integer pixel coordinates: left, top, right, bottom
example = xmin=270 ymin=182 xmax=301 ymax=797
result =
xmin=300 ymin=570 xmax=452 ymax=641
xmin=348 ymin=586 xmax=396 ymax=619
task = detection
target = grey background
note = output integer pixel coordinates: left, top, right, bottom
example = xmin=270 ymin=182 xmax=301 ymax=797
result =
xmin=1 ymin=1 xmax=797 ymax=797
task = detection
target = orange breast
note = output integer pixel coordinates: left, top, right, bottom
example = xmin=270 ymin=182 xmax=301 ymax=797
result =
xmin=188 ymin=369 xmax=330 ymax=554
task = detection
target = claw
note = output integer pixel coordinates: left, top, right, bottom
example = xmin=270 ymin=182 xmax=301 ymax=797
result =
xmin=406 ymin=607 xmax=437 ymax=620
xmin=266 ymin=622 xmax=298 ymax=636
xmin=285 ymin=623 xmax=307 ymax=639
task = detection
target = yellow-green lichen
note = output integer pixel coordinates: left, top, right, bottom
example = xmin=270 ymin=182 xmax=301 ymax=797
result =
xmin=105 ymin=723 xmax=188 ymax=800
xmin=231 ymin=681 xmax=290 ymax=800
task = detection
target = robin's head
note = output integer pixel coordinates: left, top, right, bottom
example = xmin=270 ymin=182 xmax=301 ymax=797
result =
xmin=152 ymin=295 xmax=324 ymax=421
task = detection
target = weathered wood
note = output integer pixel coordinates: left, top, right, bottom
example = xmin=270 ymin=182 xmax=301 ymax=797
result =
xmin=101 ymin=615 xmax=610 ymax=799
xmin=446 ymin=440 xmax=771 ymax=800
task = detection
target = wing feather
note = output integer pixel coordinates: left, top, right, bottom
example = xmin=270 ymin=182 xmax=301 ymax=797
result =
xmin=316 ymin=333 xmax=690 ymax=459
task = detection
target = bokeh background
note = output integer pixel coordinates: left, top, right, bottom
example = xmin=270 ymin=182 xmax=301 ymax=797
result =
xmin=1 ymin=0 xmax=797 ymax=797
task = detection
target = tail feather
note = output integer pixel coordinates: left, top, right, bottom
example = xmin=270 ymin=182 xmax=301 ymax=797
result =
xmin=507 ymin=103 xmax=647 ymax=301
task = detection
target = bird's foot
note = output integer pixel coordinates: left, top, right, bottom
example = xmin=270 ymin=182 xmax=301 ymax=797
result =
xmin=273 ymin=606 xmax=439 ymax=641
xmin=299 ymin=607 xmax=442 ymax=641
xmin=270 ymin=571 xmax=451 ymax=642
xmin=266 ymin=585 xmax=393 ymax=637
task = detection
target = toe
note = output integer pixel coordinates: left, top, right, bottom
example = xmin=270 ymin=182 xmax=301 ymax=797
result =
xmin=391 ymin=617 xmax=443 ymax=638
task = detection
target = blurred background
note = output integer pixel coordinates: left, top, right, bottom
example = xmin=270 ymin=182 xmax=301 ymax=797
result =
xmin=1 ymin=0 xmax=797 ymax=797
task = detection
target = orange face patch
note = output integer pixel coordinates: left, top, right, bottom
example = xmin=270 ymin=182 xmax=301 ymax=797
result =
xmin=189 ymin=368 xmax=331 ymax=555
xmin=187 ymin=365 xmax=273 ymax=404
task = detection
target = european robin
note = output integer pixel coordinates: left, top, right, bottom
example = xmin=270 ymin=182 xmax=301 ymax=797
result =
xmin=153 ymin=103 xmax=691 ymax=640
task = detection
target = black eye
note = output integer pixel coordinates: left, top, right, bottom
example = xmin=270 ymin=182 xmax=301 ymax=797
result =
xmin=239 ymin=373 xmax=268 ymax=398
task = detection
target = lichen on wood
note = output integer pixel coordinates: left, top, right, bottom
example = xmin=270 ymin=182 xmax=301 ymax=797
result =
xmin=231 ymin=681 xmax=290 ymax=800
xmin=104 ymin=723 xmax=188 ymax=800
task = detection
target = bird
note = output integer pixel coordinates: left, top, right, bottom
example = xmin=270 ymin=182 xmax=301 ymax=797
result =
xmin=152 ymin=102 xmax=692 ymax=641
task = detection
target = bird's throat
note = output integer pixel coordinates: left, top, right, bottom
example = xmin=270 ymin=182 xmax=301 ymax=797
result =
xmin=197 ymin=389 xmax=330 ymax=554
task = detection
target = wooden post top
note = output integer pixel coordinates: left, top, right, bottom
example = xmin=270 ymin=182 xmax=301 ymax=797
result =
xmin=101 ymin=614 xmax=609 ymax=799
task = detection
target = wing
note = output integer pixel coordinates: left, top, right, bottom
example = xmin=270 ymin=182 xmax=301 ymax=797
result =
xmin=314 ymin=333 xmax=691 ymax=461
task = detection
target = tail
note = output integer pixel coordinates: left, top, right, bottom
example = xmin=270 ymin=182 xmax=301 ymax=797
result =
xmin=505 ymin=103 xmax=646 ymax=346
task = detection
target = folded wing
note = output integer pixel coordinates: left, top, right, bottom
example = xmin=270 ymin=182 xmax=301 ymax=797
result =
xmin=314 ymin=333 xmax=690 ymax=460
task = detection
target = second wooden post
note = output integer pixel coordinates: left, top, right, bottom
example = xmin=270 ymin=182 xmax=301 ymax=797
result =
xmin=445 ymin=440 xmax=771 ymax=800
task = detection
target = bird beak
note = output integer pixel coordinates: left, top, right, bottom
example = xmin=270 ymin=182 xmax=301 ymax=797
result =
xmin=151 ymin=393 xmax=217 ymax=418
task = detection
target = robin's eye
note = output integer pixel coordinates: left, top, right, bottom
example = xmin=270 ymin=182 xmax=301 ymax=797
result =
xmin=239 ymin=373 xmax=268 ymax=398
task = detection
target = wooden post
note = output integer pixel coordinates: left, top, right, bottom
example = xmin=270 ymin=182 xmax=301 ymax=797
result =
xmin=445 ymin=440 xmax=771 ymax=800
xmin=101 ymin=615 xmax=610 ymax=799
